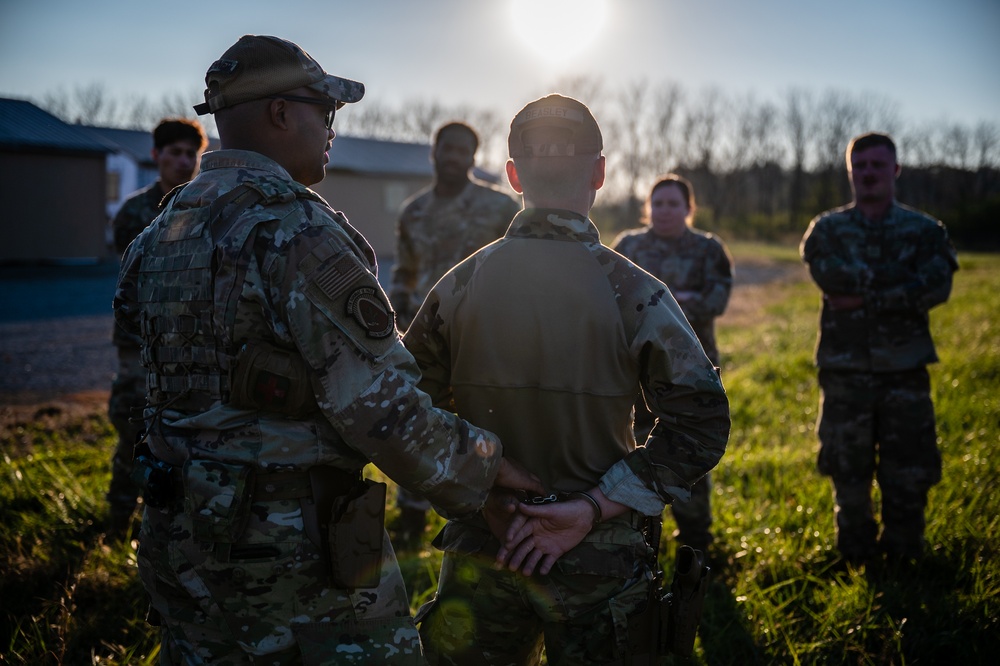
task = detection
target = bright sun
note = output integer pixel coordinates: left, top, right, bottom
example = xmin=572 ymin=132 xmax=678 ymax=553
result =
xmin=509 ymin=0 xmax=608 ymax=63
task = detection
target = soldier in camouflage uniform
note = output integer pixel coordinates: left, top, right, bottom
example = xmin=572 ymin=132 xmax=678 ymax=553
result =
xmin=114 ymin=35 xmax=541 ymax=665
xmin=612 ymin=174 xmax=733 ymax=552
xmin=388 ymin=122 xmax=521 ymax=545
xmin=800 ymin=132 xmax=958 ymax=565
xmin=404 ymin=95 xmax=730 ymax=665
xmin=106 ymin=117 xmax=207 ymax=536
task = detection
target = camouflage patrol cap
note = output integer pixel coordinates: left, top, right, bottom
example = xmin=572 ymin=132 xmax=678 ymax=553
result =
xmin=193 ymin=35 xmax=364 ymax=115
xmin=508 ymin=94 xmax=603 ymax=158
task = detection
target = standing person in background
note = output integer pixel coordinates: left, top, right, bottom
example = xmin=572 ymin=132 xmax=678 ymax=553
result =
xmin=106 ymin=117 xmax=208 ymax=537
xmin=612 ymin=173 xmax=733 ymax=552
xmin=406 ymin=94 xmax=729 ymax=665
xmin=115 ymin=35 xmax=541 ymax=663
xmin=801 ymin=132 xmax=957 ymax=567
xmin=388 ymin=121 xmax=520 ymax=546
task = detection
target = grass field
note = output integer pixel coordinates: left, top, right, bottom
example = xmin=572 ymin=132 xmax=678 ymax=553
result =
xmin=1 ymin=247 xmax=997 ymax=664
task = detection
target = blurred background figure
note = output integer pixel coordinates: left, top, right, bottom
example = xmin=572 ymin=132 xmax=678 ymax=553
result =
xmin=612 ymin=173 xmax=733 ymax=551
xmin=106 ymin=117 xmax=207 ymax=537
xmin=800 ymin=132 xmax=957 ymax=567
xmin=388 ymin=121 xmax=519 ymax=547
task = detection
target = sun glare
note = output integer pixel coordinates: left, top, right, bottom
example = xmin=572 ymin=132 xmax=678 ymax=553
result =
xmin=509 ymin=0 xmax=608 ymax=63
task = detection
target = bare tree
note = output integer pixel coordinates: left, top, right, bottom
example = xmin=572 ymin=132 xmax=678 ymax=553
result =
xmin=646 ymin=81 xmax=684 ymax=175
xmin=784 ymin=88 xmax=813 ymax=228
xmin=70 ymin=82 xmax=119 ymax=126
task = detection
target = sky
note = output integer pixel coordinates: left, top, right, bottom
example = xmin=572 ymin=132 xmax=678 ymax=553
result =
xmin=1 ymin=0 xmax=998 ymax=130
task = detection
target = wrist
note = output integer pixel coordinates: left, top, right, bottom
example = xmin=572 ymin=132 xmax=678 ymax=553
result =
xmin=568 ymin=491 xmax=602 ymax=525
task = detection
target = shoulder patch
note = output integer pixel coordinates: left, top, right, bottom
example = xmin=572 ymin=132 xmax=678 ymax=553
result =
xmin=346 ymin=286 xmax=395 ymax=338
xmin=314 ymin=254 xmax=367 ymax=301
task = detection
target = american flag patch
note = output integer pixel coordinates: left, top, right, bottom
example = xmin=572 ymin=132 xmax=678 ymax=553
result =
xmin=314 ymin=255 xmax=366 ymax=300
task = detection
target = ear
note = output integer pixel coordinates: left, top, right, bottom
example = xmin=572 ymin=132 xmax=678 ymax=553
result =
xmin=505 ymin=159 xmax=523 ymax=194
xmin=894 ymin=161 xmax=902 ymax=179
xmin=268 ymin=98 xmax=289 ymax=130
xmin=592 ymin=155 xmax=606 ymax=190
xmin=150 ymin=147 xmax=161 ymax=164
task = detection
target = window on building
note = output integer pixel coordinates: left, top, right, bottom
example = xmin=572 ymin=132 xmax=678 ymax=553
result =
xmin=106 ymin=171 xmax=121 ymax=202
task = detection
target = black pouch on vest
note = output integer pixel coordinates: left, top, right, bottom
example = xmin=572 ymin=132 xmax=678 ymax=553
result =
xmin=328 ymin=479 xmax=386 ymax=589
xmin=229 ymin=340 xmax=318 ymax=418
xmin=182 ymin=459 xmax=255 ymax=543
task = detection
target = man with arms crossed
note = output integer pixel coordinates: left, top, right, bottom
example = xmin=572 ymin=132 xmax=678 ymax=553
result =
xmin=800 ymin=132 xmax=957 ymax=566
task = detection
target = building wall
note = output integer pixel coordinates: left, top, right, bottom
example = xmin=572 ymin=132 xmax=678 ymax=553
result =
xmin=312 ymin=171 xmax=430 ymax=260
xmin=0 ymin=151 xmax=110 ymax=262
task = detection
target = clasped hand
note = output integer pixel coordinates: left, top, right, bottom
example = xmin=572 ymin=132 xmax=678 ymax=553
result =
xmin=483 ymin=489 xmax=594 ymax=576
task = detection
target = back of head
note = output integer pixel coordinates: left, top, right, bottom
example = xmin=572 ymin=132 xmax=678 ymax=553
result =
xmin=153 ymin=117 xmax=208 ymax=152
xmin=507 ymin=94 xmax=603 ymax=201
xmin=508 ymin=94 xmax=602 ymax=159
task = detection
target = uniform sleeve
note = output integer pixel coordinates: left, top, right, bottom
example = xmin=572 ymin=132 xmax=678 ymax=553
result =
xmin=610 ymin=231 xmax=636 ymax=258
xmin=113 ymin=231 xmax=145 ymax=337
xmin=401 ymin=285 xmax=457 ymax=411
xmin=870 ymin=221 xmax=958 ymax=313
xmin=679 ymin=236 xmax=733 ymax=321
xmin=388 ymin=207 xmax=418 ymax=325
xmin=598 ymin=268 xmax=730 ymax=514
xmin=272 ymin=222 xmax=503 ymax=518
xmin=800 ymin=215 xmax=871 ymax=294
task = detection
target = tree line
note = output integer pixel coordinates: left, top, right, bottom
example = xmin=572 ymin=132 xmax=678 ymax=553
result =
xmin=35 ymin=78 xmax=1000 ymax=247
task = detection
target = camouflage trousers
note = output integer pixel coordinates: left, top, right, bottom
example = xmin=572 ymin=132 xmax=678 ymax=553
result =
xmin=107 ymin=347 xmax=144 ymax=514
xmin=417 ymin=515 xmax=652 ymax=665
xmin=138 ymin=497 xmax=423 ymax=665
xmin=817 ymin=368 xmax=942 ymax=560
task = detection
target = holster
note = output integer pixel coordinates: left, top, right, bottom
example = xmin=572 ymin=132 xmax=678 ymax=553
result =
xmin=667 ymin=545 xmax=710 ymax=657
xmin=626 ymin=545 xmax=710 ymax=661
xmin=300 ymin=467 xmax=385 ymax=590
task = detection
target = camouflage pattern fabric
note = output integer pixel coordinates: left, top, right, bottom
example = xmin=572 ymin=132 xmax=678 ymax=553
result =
xmin=106 ymin=181 xmax=167 ymax=522
xmin=139 ymin=496 xmax=422 ymax=665
xmin=800 ymin=202 xmax=958 ymax=372
xmin=613 ymin=226 xmax=732 ymax=549
xmin=115 ymin=149 xmax=506 ymax=662
xmin=417 ymin=519 xmax=651 ymax=665
xmin=611 ymin=226 xmax=732 ymax=365
xmin=404 ymin=208 xmax=730 ymax=663
xmin=389 ymin=180 xmax=519 ymax=329
xmin=801 ymin=202 xmax=956 ymax=561
xmin=817 ymin=368 xmax=941 ymax=560
xmin=111 ymin=181 xmax=167 ymax=258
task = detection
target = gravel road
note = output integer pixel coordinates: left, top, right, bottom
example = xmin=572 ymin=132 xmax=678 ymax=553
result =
xmin=0 ymin=264 xmax=119 ymax=404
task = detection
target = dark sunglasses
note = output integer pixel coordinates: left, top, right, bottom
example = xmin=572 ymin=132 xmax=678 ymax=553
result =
xmin=266 ymin=94 xmax=337 ymax=130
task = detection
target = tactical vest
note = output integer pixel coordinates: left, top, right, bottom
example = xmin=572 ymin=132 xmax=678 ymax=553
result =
xmin=136 ymin=176 xmax=322 ymax=412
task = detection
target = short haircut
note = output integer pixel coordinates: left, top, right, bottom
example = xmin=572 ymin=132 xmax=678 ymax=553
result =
xmin=434 ymin=121 xmax=479 ymax=153
xmin=649 ymin=173 xmax=696 ymax=211
xmin=153 ymin=117 xmax=208 ymax=152
xmin=847 ymin=132 xmax=896 ymax=161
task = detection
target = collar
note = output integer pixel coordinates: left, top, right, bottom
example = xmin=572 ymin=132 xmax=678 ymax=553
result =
xmin=507 ymin=208 xmax=601 ymax=244
xmin=199 ymin=149 xmax=296 ymax=182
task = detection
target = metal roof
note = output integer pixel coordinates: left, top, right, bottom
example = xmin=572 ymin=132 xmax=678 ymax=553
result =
xmin=328 ymin=135 xmax=433 ymax=177
xmin=0 ymin=97 xmax=113 ymax=154
xmin=328 ymin=135 xmax=499 ymax=182
xmin=81 ymin=126 xmax=155 ymax=164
